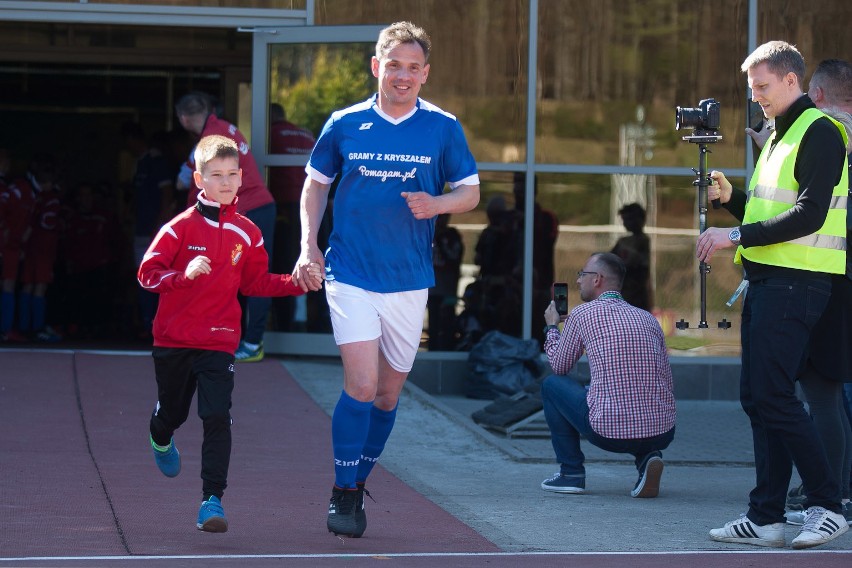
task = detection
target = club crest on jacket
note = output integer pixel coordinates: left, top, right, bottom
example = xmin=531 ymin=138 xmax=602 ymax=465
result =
xmin=231 ymin=243 xmax=243 ymax=266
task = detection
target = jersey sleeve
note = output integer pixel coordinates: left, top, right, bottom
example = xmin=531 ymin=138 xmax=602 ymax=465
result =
xmin=444 ymin=120 xmax=480 ymax=189
xmin=137 ymin=224 xmax=192 ymax=293
xmin=306 ymin=115 xmax=341 ymax=183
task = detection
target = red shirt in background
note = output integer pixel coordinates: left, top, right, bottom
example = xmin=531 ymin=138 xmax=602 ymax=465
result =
xmin=268 ymin=118 xmax=315 ymax=205
xmin=185 ymin=115 xmax=274 ymax=214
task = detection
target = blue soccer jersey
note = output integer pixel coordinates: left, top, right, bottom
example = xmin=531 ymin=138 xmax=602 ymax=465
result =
xmin=307 ymin=95 xmax=479 ymax=293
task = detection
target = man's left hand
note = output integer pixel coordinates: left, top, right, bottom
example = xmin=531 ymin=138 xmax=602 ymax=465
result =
xmin=402 ymin=191 xmax=439 ymax=220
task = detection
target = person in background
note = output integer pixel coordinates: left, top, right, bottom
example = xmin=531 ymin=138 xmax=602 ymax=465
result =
xmin=513 ymin=173 xmax=559 ymax=345
xmin=0 ymin=147 xmax=31 ymax=342
xmin=17 ymin=154 xmax=61 ymax=342
xmin=474 ymin=195 xmax=522 ymax=337
xmin=60 ymin=182 xmax=124 ymax=339
xmin=611 ymin=202 xmax=652 ymax=311
xmin=428 ymin=213 xmax=463 ymax=350
xmin=540 ymin=252 xmax=675 ymax=498
xmin=268 ymin=102 xmax=316 ymax=331
xmin=122 ymin=121 xmax=176 ymax=340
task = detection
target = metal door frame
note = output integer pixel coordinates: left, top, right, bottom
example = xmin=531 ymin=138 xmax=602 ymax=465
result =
xmin=251 ymin=25 xmax=384 ymax=356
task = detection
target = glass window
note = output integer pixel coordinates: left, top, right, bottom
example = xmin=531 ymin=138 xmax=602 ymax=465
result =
xmin=267 ymin=42 xmax=374 ymax=152
xmin=536 ymin=0 xmax=750 ymax=169
xmin=315 ymin=0 xmax=529 ymax=163
xmin=34 ymin=1 xmax=306 ymax=7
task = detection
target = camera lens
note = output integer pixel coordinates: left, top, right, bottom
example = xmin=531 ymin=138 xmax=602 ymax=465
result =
xmin=675 ymin=106 xmax=702 ymax=130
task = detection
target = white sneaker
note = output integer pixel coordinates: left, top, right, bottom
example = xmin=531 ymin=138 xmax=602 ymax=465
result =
xmin=709 ymin=515 xmax=785 ymax=548
xmin=785 ymin=510 xmax=805 ymax=526
xmin=791 ymin=506 xmax=849 ymax=549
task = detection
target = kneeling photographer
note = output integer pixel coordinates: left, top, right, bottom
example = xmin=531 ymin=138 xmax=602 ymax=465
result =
xmin=538 ymin=252 xmax=676 ymax=498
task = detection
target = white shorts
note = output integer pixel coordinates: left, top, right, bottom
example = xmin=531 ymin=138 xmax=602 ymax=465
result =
xmin=325 ymin=280 xmax=427 ymax=373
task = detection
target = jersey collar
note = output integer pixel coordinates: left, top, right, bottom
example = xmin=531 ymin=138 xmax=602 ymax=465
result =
xmin=371 ymin=93 xmax=419 ymax=125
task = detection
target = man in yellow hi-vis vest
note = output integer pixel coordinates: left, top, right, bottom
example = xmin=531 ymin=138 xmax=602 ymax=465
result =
xmin=697 ymin=41 xmax=849 ymax=549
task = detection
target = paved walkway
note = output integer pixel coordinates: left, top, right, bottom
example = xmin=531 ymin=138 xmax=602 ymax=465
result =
xmin=285 ymin=357 xmax=849 ymax=553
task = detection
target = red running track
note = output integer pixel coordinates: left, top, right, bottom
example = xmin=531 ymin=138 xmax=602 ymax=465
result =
xmin=2 ymin=350 xmax=849 ymax=568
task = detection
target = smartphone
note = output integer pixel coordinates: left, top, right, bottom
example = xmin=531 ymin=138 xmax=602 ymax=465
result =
xmin=748 ymin=99 xmax=764 ymax=132
xmin=552 ymin=282 xmax=569 ymax=315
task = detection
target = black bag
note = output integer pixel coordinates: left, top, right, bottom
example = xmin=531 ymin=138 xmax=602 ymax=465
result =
xmin=465 ymin=330 xmax=543 ymax=399
xmin=471 ymin=385 xmax=544 ymax=428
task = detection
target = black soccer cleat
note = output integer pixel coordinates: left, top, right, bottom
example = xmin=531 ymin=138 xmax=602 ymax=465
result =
xmin=327 ymin=486 xmax=364 ymax=537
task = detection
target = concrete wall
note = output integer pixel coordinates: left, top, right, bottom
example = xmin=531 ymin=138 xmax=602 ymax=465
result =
xmin=407 ymin=352 xmax=742 ymax=401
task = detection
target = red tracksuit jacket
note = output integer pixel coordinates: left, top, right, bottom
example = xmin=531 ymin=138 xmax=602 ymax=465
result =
xmin=138 ymin=192 xmax=303 ymax=353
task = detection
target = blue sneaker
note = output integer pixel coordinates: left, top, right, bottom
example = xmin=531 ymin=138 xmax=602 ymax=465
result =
xmin=197 ymin=496 xmax=228 ymax=532
xmin=540 ymin=472 xmax=585 ymax=494
xmin=150 ymin=435 xmax=181 ymax=478
xmin=235 ymin=341 xmax=264 ymax=363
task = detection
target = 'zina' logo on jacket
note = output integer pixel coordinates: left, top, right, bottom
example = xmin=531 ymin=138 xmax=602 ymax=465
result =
xmin=231 ymin=243 xmax=243 ymax=266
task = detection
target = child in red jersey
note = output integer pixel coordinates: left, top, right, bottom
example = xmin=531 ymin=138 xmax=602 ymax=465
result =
xmin=18 ymin=155 xmax=61 ymax=342
xmin=137 ymin=134 xmax=321 ymax=533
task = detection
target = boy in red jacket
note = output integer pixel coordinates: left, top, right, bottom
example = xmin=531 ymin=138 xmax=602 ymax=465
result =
xmin=137 ymin=134 xmax=321 ymax=532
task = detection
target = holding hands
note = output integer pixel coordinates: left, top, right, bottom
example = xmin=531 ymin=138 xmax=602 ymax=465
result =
xmin=293 ymin=247 xmax=325 ymax=292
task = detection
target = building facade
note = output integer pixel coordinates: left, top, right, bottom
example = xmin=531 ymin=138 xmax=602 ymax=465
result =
xmin=0 ymin=1 xmax=848 ymax=354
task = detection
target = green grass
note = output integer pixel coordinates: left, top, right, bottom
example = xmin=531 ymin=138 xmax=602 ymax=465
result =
xmin=665 ymin=335 xmax=708 ymax=350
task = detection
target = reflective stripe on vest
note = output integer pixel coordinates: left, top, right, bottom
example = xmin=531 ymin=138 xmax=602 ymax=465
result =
xmin=735 ymin=108 xmax=849 ymax=274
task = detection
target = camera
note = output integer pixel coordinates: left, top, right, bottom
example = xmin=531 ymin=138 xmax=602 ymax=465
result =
xmin=675 ymin=98 xmax=721 ymax=131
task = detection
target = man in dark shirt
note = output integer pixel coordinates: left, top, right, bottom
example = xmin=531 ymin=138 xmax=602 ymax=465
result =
xmin=698 ymin=41 xmax=849 ymax=550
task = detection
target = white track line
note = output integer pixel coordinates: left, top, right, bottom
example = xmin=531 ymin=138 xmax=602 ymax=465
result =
xmin=2 ymin=549 xmax=850 ymax=562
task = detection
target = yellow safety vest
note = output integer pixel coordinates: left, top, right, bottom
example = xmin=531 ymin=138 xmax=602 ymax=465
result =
xmin=735 ymin=108 xmax=849 ymax=274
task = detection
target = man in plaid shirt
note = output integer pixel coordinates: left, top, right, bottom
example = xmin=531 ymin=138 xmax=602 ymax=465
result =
xmin=539 ymin=252 xmax=676 ymax=498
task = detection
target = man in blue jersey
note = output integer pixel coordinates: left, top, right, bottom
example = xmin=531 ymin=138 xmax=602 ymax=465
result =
xmin=291 ymin=21 xmax=480 ymax=538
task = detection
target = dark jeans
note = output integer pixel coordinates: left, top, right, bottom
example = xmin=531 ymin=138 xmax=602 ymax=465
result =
xmin=541 ymin=374 xmax=674 ymax=478
xmin=150 ymin=347 xmax=235 ymax=499
xmin=242 ymin=202 xmax=276 ymax=344
xmin=799 ymin=366 xmax=852 ymax=500
xmin=740 ymin=277 xmax=840 ymax=525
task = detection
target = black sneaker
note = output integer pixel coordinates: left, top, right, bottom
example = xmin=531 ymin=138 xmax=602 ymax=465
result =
xmin=327 ymin=487 xmax=363 ymax=537
xmin=631 ymin=455 xmax=664 ymax=498
xmin=786 ymin=483 xmax=806 ymax=511
xmin=540 ymin=472 xmax=585 ymax=494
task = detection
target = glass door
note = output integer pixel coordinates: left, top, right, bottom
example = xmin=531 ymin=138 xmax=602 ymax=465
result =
xmin=251 ymin=25 xmax=383 ymax=356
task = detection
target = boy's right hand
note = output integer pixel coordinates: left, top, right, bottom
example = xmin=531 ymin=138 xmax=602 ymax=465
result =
xmin=185 ymin=255 xmax=211 ymax=280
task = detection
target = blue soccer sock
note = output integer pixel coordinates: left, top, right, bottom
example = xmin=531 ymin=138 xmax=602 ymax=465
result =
xmin=331 ymin=390 xmax=373 ymax=489
xmin=32 ymin=295 xmax=46 ymax=331
xmin=356 ymin=404 xmax=398 ymax=485
xmin=1 ymin=291 xmax=14 ymax=332
xmin=17 ymin=292 xmax=32 ymax=332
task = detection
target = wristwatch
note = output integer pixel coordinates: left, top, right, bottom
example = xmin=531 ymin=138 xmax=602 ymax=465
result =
xmin=543 ymin=324 xmax=559 ymax=335
xmin=728 ymin=227 xmax=741 ymax=245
